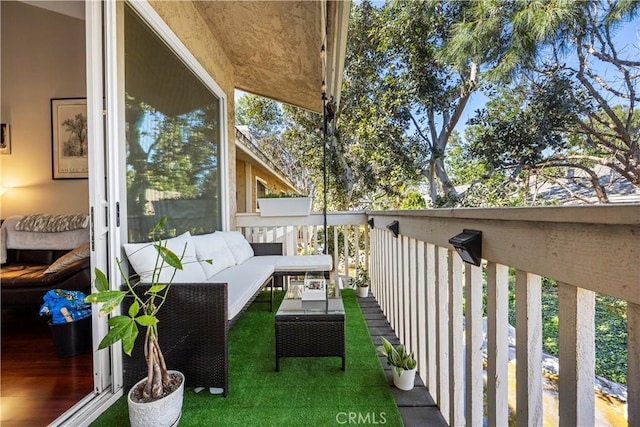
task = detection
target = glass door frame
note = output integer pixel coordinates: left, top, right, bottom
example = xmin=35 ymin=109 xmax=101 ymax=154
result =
xmin=50 ymin=1 xmax=230 ymax=425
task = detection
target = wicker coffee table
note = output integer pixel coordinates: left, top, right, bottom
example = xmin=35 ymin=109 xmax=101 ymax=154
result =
xmin=275 ymin=281 xmax=345 ymax=371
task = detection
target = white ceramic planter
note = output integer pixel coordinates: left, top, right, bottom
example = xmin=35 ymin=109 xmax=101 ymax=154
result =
xmin=392 ymin=367 xmax=416 ymax=391
xmin=356 ymin=286 xmax=369 ymax=297
xmin=257 ymin=197 xmax=312 ymax=217
xmin=128 ymin=370 xmax=185 ymax=427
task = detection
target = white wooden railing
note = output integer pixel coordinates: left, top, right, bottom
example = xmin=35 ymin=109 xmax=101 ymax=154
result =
xmin=369 ymin=205 xmax=639 ymax=427
xmin=236 ymin=212 xmax=370 ymax=283
xmin=235 ymin=205 xmax=640 ymax=427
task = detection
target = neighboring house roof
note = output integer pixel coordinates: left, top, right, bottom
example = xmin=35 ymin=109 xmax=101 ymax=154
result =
xmin=235 ymin=126 xmax=299 ymax=193
xmin=531 ymin=165 xmax=640 ymax=205
xmin=193 ymin=1 xmax=351 ymax=113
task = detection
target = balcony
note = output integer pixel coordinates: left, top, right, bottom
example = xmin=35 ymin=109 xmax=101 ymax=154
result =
xmin=236 ymin=204 xmax=639 ymax=426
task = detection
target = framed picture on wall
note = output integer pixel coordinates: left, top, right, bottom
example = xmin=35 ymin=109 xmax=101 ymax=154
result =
xmin=0 ymin=123 xmax=10 ymax=155
xmin=51 ymin=98 xmax=88 ymax=179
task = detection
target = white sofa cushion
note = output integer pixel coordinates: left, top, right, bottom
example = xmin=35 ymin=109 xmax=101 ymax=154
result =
xmin=191 ymin=233 xmax=236 ymax=279
xmin=123 ymin=231 xmax=206 ymax=283
xmin=208 ymin=262 xmax=274 ymax=320
xmin=248 ymin=254 xmax=333 ymax=273
xmin=217 ymin=231 xmax=254 ymax=265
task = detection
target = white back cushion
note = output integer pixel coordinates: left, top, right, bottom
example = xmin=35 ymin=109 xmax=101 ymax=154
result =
xmin=191 ymin=233 xmax=237 ymax=279
xmin=218 ymin=231 xmax=254 ymax=265
xmin=123 ymin=231 xmax=206 ymax=283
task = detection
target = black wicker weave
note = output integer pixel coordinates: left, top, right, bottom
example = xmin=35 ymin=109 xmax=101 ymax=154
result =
xmin=275 ymin=313 xmax=345 ymax=371
xmin=121 ymin=282 xmax=229 ymax=395
xmin=120 ymin=242 xmax=332 ymax=396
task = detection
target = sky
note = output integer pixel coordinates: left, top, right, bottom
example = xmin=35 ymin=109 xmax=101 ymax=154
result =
xmin=236 ymin=4 xmax=640 ymax=139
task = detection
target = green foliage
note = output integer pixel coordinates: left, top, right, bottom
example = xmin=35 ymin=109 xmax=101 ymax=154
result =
xmin=351 ymin=265 xmax=370 ymax=288
xmin=376 ymin=336 xmax=417 ymax=377
xmin=505 ymin=273 xmax=628 ymax=384
xmin=235 ymin=94 xmax=285 ymax=140
xmin=399 ymin=191 xmax=426 ymax=210
xmin=259 ymin=192 xmax=306 ymax=199
xmin=85 ymin=217 xmax=199 ymax=400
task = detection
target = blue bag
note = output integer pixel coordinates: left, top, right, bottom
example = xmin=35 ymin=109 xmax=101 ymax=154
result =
xmin=39 ymin=289 xmax=92 ymax=325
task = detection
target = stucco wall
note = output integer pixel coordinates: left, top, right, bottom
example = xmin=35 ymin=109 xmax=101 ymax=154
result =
xmin=148 ymin=0 xmax=238 ymax=228
xmin=0 ymin=2 xmax=88 ymax=218
xmin=236 ymin=159 xmax=301 ymax=213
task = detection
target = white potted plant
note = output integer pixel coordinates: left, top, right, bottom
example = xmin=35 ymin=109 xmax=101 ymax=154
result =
xmin=257 ymin=192 xmax=312 ymax=217
xmin=351 ymin=265 xmax=370 ymax=297
xmin=377 ymin=337 xmax=417 ymax=391
xmin=85 ymin=217 xmax=198 ymax=427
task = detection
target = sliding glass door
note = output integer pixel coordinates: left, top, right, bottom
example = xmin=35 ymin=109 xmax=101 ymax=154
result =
xmin=54 ymin=1 xmax=228 ymax=425
xmin=122 ymin=4 xmax=224 ymax=242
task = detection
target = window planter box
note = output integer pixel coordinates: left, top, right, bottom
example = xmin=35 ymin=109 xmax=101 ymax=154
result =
xmin=257 ymin=197 xmax=312 ymax=217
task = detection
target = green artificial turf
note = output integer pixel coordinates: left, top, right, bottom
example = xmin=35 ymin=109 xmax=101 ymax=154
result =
xmin=91 ymin=289 xmax=403 ymax=426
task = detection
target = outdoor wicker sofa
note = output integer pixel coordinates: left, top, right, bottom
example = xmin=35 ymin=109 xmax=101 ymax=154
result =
xmin=121 ymin=231 xmax=332 ymax=396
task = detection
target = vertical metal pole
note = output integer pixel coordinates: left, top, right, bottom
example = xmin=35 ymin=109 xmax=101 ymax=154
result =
xmin=322 ymin=91 xmax=328 ymax=255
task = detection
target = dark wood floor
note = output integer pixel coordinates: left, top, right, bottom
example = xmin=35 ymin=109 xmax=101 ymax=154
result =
xmin=1 ymin=307 xmax=94 ymax=427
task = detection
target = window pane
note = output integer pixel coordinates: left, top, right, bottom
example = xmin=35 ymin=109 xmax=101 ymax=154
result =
xmin=124 ymin=5 xmax=221 ymax=241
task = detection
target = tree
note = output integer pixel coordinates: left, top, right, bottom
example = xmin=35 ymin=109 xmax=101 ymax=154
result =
xmin=460 ymin=1 xmax=640 ymax=203
xmin=235 ymin=94 xmax=285 ymax=140
xmin=61 ymin=113 xmax=88 ymax=157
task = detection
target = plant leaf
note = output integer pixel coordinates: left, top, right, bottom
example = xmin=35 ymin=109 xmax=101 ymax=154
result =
xmin=147 ymin=284 xmax=167 ymax=294
xmin=128 ymin=300 xmax=140 ymax=317
xmin=94 ymin=268 xmax=109 ymax=292
xmin=155 ymin=244 xmax=183 ymax=270
xmin=99 ymin=315 xmax=138 ymax=354
xmin=135 ymin=315 xmax=158 ymax=327
xmin=85 ymin=290 xmax=126 ymax=304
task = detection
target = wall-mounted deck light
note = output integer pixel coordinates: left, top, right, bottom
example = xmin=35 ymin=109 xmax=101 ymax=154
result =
xmin=367 ymin=218 xmax=375 ymax=229
xmin=386 ymin=220 xmax=399 ymax=238
xmin=449 ymin=229 xmax=482 ymax=266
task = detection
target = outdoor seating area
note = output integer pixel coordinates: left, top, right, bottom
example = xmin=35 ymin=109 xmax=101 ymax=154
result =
xmin=120 ymin=230 xmax=333 ymax=395
xmin=2 ymin=2 xmax=638 ymax=426
xmin=237 ymin=206 xmax=639 ymax=426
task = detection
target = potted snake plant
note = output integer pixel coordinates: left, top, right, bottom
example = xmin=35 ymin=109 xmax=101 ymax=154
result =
xmin=377 ymin=337 xmax=417 ymax=391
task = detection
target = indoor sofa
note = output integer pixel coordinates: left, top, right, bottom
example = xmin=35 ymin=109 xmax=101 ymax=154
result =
xmin=121 ymin=230 xmax=332 ymax=396
xmin=1 ymin=215 xmax=91 ymax=307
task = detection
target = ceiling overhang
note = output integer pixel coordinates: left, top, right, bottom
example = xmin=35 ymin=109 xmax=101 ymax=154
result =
xmin=193 ymin=0 xmax=351 ymax=113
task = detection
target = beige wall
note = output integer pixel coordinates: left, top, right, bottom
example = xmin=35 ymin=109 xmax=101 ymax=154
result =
xmin=236 ymin=161 xmax=247 ymax=213
xmin=236 ymin=158 xmax=300 ymax=213
xmin=0 ymin=2 xmax=88 ymax=219
xmin=149 ymin=1 xmax=239 ymax=228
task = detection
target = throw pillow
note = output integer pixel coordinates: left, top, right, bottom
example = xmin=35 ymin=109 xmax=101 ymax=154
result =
xmin=44 ymin=243 xmax=90 ymax=274
xmin=217 ymin=231 xmax=254 ymax=265
xmin=191 ymin=233 xmax=236 ymax=279
xmin=15 ymin=213 xmax=89 ymax=232
xmin=0 ymin=226 xmax=7 ymax=264
xmin=123 ymin=231 xmax=206 ymax=283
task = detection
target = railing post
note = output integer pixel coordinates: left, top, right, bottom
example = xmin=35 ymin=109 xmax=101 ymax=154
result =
xmin=628 ymin=302 xmax=640 ymax=427
xmin=515 ymin=271 xmax=543 ymax=427
xmin=425 ymin=243 xmax=437 ymax=397
xmin=486 ymin=262 xmax=509 ymax=427
xmin=416 ymin=240 xmax=427 ymax=388
xmin=558 ymin=283 xmax=595 ymax=426
xmin=408 ymin=238 xmax=418 ymax=355
xmin=436 ymin=246 xmax=450 ymax=424
xmin=465 ymin=262 xmax=484 ymax=426
xmin=449 ymin=254 xmax=464 ymax=426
